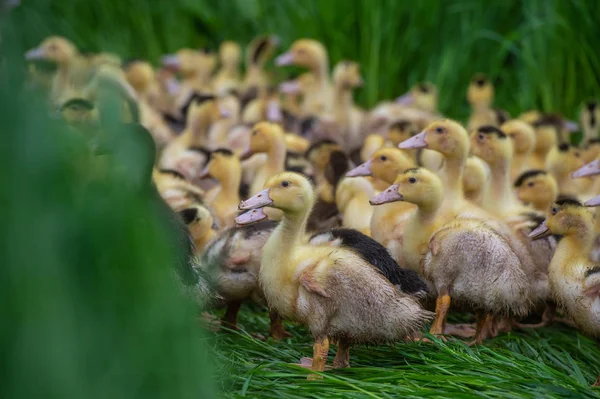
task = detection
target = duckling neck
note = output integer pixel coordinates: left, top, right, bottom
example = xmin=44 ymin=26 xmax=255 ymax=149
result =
xmin=440 ymin=156 xmax=465 ymax=204
xmin=487 ymin=158 xmax=514 ymax=209
xmin=333 ymin=85 xmax=353 ymax=109
xmin=266 ymin=138 xmax=286 ymax=173
xmin=215 ymin=167 xmax=241 ymax=204
xmin=264 ymin=207 xmax=312 ymax=274
xmin=553 ymin=228 xmax=594 ymax=267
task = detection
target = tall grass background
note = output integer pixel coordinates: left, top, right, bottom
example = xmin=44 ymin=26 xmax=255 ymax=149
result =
xmin=3 ymin=1 xmax=600 ymax=398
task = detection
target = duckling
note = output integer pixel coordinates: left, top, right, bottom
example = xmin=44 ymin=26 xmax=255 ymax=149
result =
xmin=528 ymin=117 xmax=560 ymax=169
xmin=152 ymin=168 xmax=206 ymax=210
xmin=501 ymin=120 xmax=536 ymax=181
xmin=529 ymin=199 xmax=600 ymax=386
xmin=177 ymin=204 xmax=218 ymax=252
xmin=581 ymin=100 xmax=600 ymax=145
xmin=305 ymin=139 xmax=343 ymax=203
xmin=371 ymin=168 xmax=532 ymax=344
xmin=243 ymin=35 xmax=279 ymax=94
xmin=213 ymin=41 xmax=241 ymax=96
xmin=360 ymin=134 xmax=386 ymax=165
xmin=197 ymin=220 xmax=291 ymax=339
xmin=279 ymin=72 xmax=317 ymax=116
xmin=514 ymin=170 xmax=559 ymax=213
xmin=467 ymin=74 xmax=497 ymax=131
xmin=284 ymin=133 xmax=311 ymax=154
xmin=346 ymin=147 xmax=416 ymax=262
xmin=463 ymin=155 xmax=489 ymax=206
xmin=395 ymin=82 xmax=439 ymax=114
xmin=546 ymin=143 xmax=587 ymax=198
xmin=276 ymin=39 xmax=332 ymax=115
xmin=200 ymin=149 xmax=241 ymax=228
xmin=236 ymin=172 xmax=431 ymax=374
xmin=387 ymin=120 xmax=445 ymax=171
xmin=207 ymin=93 xmax=240 ymax=149
xmin=583 ymin=139 xmax=600 ymax=164
xmin=331 ymin=60 xmax=365 ymax=150
xmin=334 ymin=177 xmax=374 ymax=235
xmin=159 ymin=96 xmax=218 ymax=170
xmin=241 ymin=122 xmax=287 ymax=196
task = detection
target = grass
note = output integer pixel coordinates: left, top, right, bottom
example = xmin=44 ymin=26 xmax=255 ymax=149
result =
xmin=211 ymin=304 xmax=600 ymax=398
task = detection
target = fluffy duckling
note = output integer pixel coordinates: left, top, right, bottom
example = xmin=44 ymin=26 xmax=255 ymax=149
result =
xmin=529 ymin=199 xmax=600 ymax=386
xmin=501 ymin=120 xmax=536 ymax=181
xmin=360 ymin=134 xmax=386 ymax=165
xmin=581 ymin=100 xmax=599 ymax=145
xmin=200 ymin=149 xmax=241 ymax=228
xmin=395 ymin=82 xmax=439 ymax=114
xmin=197 ymin=220 xmax=291 ymax=339
xmin=153 ymin=168 xmax=206 ymax=210
xmin=331 ymin=60 xmax=365 ymax=149
xmin=529 ymin=117 xmax=560 ymax=169
xmin=242 ymin=122 xmax=287 ymax=196
xmin=514 ymin=170 xmax=559 ymax=214
xmin=207 ymin=93 xmax=241 ymax=149
xmin=546 ymin=143 xmax=586 ymax=198
xmin=213 ymin=41 xmax=241 ymax=95
xmin=467 ymin=74 xmax=497 ymax=131
xmin=371 ymin=168 xmax=532 ymax=343
xmin=346 ymin=147 xmax=416 ymax=262
xmin=276 ymin=39 xmax=332 ymax=115
xmin=243 ymin=35 xmax=279 ymax=93
xmin=305 ymin=139 xmax=343 ymax=203
xmin=334 ymin=177 xmax=375 ymax=235
xmin=284 ymin=133 xmax=311 ymax=154
xmin=463 ymin=155 xmax=489 ymax=206
xmin=279 ymin=72 xmax=317 ymax=116
xmin=236 ymin=172 xmax=431 ymax=374
xmin=177 ymin=204 xmax=218 ymax=252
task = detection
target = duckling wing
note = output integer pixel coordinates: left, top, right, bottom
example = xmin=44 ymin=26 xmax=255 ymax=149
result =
xmin=299 ymin=262 xmax=331 ymax=298
xmin=584 ymin=266 xmax=600 ymax=298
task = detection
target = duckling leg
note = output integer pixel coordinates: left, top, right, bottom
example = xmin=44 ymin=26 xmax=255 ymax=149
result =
xmin=269 ymin=310 xmax=292 ymax=340
xmin=308 ymin=336 xmax=330 ymax=380
xmin=333 ymin=340 xmax=350 ymax=369
xmin=430 ymin=294 xmax=451 ymax=335
xmin=221 ymin=301 xmax=242 ymax=331
xmin=468 ymin=313 xmax=494 ymax=346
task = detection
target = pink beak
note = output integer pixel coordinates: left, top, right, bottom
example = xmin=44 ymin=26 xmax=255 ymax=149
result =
xmin=275 ymin=51 xmax=295 ymax=66
xmin=395 ymin=92 xmax=414 ymax=106
xmin=161 ymin=54 xmax=180 ymax=69
xmin=239 ymin=146 xmax=254 ymax=161
xmin=528 ymin=220 xmax=551 ymax=239
xmin=399 ymin=131 xmax=428 ymax=149
xmin=198 ymin=164 xmax=210 ymax=179
xmin=572 ymin=160 xmax=600 ymax=179
xmin=279 ymin=80 xmax=301 ymax=95
xmin=369 ymin=184 xmax=403 ymax=205
xmin=585 ymin=195 xmax=600 ymax=207
xmin=346 ymin=159 xmax=373 ymax=177
xmin=239 ymin=188 xmax=273 ymax=210
xmin=236 ymin=208 xmax=268 ymax=225
xmin=563 ymin=120 xmax=579 ymax=133
xmin=266 ymin=100 xmax=283 ymax=122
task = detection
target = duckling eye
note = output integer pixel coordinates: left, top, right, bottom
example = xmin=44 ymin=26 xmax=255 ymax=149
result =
xmin=551 ymin=207 xmax=558 ymax=215
xmin=527 ymin=181 xmax=535 ymax=187
xmin=408 ymin=177 xmax=417 ymax=184
xmin=478 ymin=134 xmax=485 ymax=140
xmin=574 ymin=151 xmax=581 ymax=158
xmin=281 ymin=181 xmax=290 ymax=188
xmin=435 ymin=127 xmax=444 ymax=134
xmin=252 ymin=131 xmax=258 ymax=136
xmin=380 ymin=155 xmax=387 ymax=161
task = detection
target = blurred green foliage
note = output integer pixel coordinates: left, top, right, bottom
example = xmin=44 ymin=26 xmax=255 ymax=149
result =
xmin=0 ymin=26 xmax=214 ymax=399
xmin=9 ymin=0 xmax=600 ymax=119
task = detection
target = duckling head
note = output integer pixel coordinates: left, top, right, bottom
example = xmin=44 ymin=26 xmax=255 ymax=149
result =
xmin=582 ymin=139 xmax=600 ymax=164
xmin=470 ymin=125 xmax=512 ymax=165
xmin=369 ymin=167 xmax=443 ymax=210
xmin=58 ymin=98 xmax=98 ymax=126
xmin=284 ymin=133 xmax=311 ymax=154
xmin=501 ymin=120 xmax=535 ymax=155
xmin=246 ymin=35 xmax=279 ymax=67
xmin=412 ymin=82 xmax=438 ymax=112
xmin=25 ymin=36 xmax=78 ymax=65
xmin=532 ymin=117 xmax=560 ymax=153
xmin=547 ymin=143 xmax=584 ymax=175
xmin=200 ymin=148 xmax=240 ymax=181
xmin=238 ymin=172 xmax=315 ymax=216
xmin=219 ymin=41 xmax=241 ymax=69
xmin=332 ymin=60 xmax=363 ymax=89
xmin=305 ymin=139 xmax=341 ymax=170
xmin=275 ymin=39 xmax=328 ymax=71
xmin=125 ymin=61 xmax=155 ymax=93
xmin=346 ymin=147 xmax=413 ymax=185
xmin=514 ymin=170 xmax=558 ymax=209
xmin=178 ymin=205 xmax=218 ymax=239
xmin=572 ymin=159 xmax=600 ymax=179
xmin=387 ymin=120 xmax=418 ymax=147
xmin=399 ymin=119 xmax=469 ymax=160
xmin=279 ymin=72 xmax=316 ymax=96
xmin=467 ymin=73 xmax=494 ymax=109
xmin=241 ymin=121 xmax=285 ymax=160
xmin=185 ymin=95 xmax=219 ymax=131
xmin=529 ymin=198 xmax=593 ymax=239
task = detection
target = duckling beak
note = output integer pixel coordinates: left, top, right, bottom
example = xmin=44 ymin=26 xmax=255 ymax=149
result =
xmin=369 ymin=185 xmax=402 ymax=205
xmin=239 ymin=146 xmax=254 ymax=161
xmin=218 ymin=104 xmax=232 ymax=118
xmin=395 ymin=92 xmax=414 ymax=106
xmin=198 ymin=165 xmax=211 ymax=179
xmin=563 ymin=120 xmax=579 ymax=133
xmin=165 ymin=77 xmax=181 ymax=96
xmin=235 ymin=208 xmax=268 ymax=225
xmin=346 ymin=159 xmax=373 ymax=177
xmin=584 ymin=194 xmax=600 ymax=207
xmin=279 ymin=80 xmax=301 ymax=95
xmin=239 ymin=188 xmax=273 ymax=210
xmin=572 ymin=160 xmax=600 ymax=179
xmin=25 ymin=47 xmax=45 ymax=61
xmin=161 ymin=54 xmax=180 ymax=69
xmin=266 ymin=100 xmax=283 ymax=122
xmin=275 ymin=51 xmax=294 ymax=66
xmin=399 ymin=131 xmax=427 ymax=149
xmin=529 ymin=220 xmax=551 ymax=240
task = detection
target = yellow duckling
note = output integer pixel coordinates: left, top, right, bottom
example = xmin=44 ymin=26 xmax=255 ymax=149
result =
xmin=529 ymin=199 xmax=600 ymax=386
xmin=546 ymin=143 xmax=586 ymax=198
xmin=331 ymin=60 xmax=365 ymax=149
xmin=501 ymin=119 xmax=536 ymax=181
xmin=514 ymin=170 xmax=559 ymax=214
xmin=463 ymin=155 xmax=489 ymax=206
xmin=279 ymin=72 xmax=317 ymax=116
xmin=199 ymin=149 xmax=241 ymax=228
xmin=395 ymin=82 xmax=439 ymax=114
xmin=276 ymin=39 xmax=332 ymax=115
xmin=335 ymin=177 xmax=375 ymax=236
xmin=236 ymin=172 xmax=431 ymax=374
xmin=152 ymin=168 xmax=206 ymax=210
xmin=243 ymin=35 xmax=279 ymax=93
xmin=213 ymin=41 xmax=241 ymax=95
xmin=360 ymin=134 xmax=386 ymax=165
xmin=177 ymin=204 xmax=218 ymax=252
xmin=207 ymin=93 xmax=241 ymax=149
xmin=305 ymin=139 xmax=343 ymax=203
xmin=467 ymin=74 xmax=497 ymax=131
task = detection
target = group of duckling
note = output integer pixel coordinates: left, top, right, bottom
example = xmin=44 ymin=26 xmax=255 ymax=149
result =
xmin=24 ymin=34 xmax=600 ymax=384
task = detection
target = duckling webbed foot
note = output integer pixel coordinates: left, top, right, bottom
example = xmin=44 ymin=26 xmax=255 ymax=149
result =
xmin=269 ymin=310 xmax=292 ymax=340
xmin=307 ymin=336 xmax=330 ymax=379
